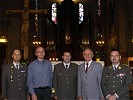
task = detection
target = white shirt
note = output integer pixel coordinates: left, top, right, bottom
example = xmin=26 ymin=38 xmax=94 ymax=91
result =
xmin=112 ymin=63 xmax=120 ymax=69
xmin=63 ymin=62 xmax=70 ymax=69
xmin=85 ymin=60 xmax=92 ymax=70
xmin=13 ymin=61 xmax=20 ymax=69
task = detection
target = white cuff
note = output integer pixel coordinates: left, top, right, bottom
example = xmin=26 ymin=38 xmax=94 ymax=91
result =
xmin=114 ymin=93 xmax=119 ymax=98
xmin=106 ymin=94 xmax=111 ymax=99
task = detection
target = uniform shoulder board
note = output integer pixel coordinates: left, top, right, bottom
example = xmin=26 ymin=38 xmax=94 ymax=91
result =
xmin=122 ymin=64 xmax=130 ymax=67
xmin=21 ymin=62 xmax=27 ymax=66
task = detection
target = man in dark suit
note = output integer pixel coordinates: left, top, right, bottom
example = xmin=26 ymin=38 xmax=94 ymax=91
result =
xmin=101 ymin=48 xmax=132 ymax=100
xmin=77 ymin=48 xmax=103 ymax=100
xmin=1 ymin=49 xmax=28 ymax=100
xmin=52 ymin=51 xmax=78 ymax=100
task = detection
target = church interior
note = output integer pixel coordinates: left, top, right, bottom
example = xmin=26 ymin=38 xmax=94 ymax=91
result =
xmin=0 ymin=0 xmax=133 ymax=98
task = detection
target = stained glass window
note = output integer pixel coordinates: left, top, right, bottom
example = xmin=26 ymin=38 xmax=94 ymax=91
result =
xmin=97 ymin=0 xmax=101 ymax=16
xmin=79 ymin=3 xmax=84 ymax=24
xmin=52 ymin=3 xmax=57 ymax=24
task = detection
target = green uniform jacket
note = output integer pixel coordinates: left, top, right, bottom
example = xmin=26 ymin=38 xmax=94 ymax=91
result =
xmin=2 ymin=63 xmax=28 ymax=100
xmin=101 ymin=64 xmax=132 ymax=100
xmin=52 ymin=62 xmax=78 ymax=100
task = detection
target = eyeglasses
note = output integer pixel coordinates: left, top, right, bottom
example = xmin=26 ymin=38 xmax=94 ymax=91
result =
xmin=84 ymin=54 xmax=92 ymax=57
xmin=110 ymin=55 xmax=120 ymax=57
xmin=36 ymin=51 xmax=45 ymax=53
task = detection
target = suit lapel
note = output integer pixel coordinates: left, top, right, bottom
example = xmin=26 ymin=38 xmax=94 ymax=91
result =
xmin=19 ymin=63 xmax=24 ymax=70
xmin=88 ymin=61 xmax=94 ymax=71
xmin=9 ymin=63 xmax=16 ymax=70
xmin=60 ymin=62 xmax=66 ymax=71
xmin=69 ymin=63 xmax=74 ymax=69
xmin=81 ymin=62 xmax=86 ymax=73
xmin=108 ymin=65 xmax=118 ymax=75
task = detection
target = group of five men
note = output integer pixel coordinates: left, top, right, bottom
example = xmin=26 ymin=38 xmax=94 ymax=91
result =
xmin=1 ymin=46 xmax=132 ymax=100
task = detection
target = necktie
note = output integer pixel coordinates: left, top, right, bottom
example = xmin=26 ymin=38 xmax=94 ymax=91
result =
xmin=16 ymin=65 xmax=19 ymax=69
xmin=113 ymin=66 xmax=116 ymax=70
xmin=86 ymin=63 xmax=88 ymax=73
xmin=65 ymin=65 xmax=68 ymax=69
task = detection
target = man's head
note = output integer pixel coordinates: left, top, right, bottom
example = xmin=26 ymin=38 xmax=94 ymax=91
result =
xmin=35 ymin=46 xmax=45 ymax=60
xmin=83 ymin=48 xmax=93 ymax=62
xmin=62 ymin=51 xmax=71 ymax=63
xmin=12 ymin=49 xmax=21 ymax=63
xmin=110 ymin=48 xmax=121 ymax=65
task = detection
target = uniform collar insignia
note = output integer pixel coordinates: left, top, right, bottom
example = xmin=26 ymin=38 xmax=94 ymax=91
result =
xmin=10 ymin=66 xmax=14 ymax=69
xmin=22 ymin=62 xmax=27 ymax=65
xmin=19 ymin=64 xmax=24 ymax=68
xmin=118 ymin=66 xmax=121 ymax=69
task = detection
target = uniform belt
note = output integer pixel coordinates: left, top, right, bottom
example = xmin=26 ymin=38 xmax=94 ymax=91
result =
xmin=34 ymin=86 xmax=50 ymax=89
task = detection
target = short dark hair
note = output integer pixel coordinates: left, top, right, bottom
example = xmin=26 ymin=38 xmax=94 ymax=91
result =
xmin=110 ymin=48 xmax=120 ymax=54
xmin=10 ymin=48 xmax=22 ymax=59
xmin=62 ymin=51 xmax=71 ymax=56
xmin=11 ymin=48 xmax=21 ymax=55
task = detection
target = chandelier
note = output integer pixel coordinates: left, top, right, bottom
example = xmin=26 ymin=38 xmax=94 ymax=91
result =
xmin=0 ymin=11 xmax=8 ymax=44
xmin=32 ymin=35 xmax=41 ymax=47
xmin=0 ymin=35 xmax=8 ymax=44
xmin=95 ymin=34 xmax=104 ymax=46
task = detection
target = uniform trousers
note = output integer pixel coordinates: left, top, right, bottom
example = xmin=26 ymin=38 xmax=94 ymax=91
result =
xmin=34 ymin=86 xmax=51 ymax=100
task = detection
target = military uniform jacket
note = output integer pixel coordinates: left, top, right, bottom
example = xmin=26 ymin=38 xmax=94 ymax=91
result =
xmin=101 ymin=64 xmax=132 ymax=100
xmin=2 ymin=63 xmax=28 ymax=100
xmin=78 ymin=61 xmax=103 ymax=100
xmin=52 ymin=62 xmax=78 ymax=100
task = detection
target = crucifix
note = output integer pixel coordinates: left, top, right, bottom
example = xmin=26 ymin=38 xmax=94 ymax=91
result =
xmin=6 ymin=0 xmax=47 ymax=59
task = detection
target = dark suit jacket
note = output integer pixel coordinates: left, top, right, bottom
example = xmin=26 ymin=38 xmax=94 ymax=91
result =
xmin=52 ymin=62 xmax=78 ymax=100
xmin=2 ymin=63 xmax=28 ymax=100
xmin=101 ymin=64 xmax=132 ymax=100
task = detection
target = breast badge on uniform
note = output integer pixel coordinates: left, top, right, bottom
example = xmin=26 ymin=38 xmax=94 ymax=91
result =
xmin=116 ymin=73 xmax=126 ymax=78
xmin=10 ymin=66 xmax=14 ymax=82
xmin=21 ymin=71 xmax=26 ymax=72
xmin=10 ymin=76 xmax=13 ymax=82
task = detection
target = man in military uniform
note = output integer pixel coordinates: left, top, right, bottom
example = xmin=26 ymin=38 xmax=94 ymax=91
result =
xmin=101 ymin=48 xmax=132 ymax=100
xmin=2 ymin=49 xmax=28 ymax=100
xmin=52 ymin=51 xmax=78 ymax=100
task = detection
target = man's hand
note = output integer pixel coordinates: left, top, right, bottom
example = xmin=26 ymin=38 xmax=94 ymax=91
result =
xmin=53 ymin=96 xmax=58 ymax=100
xmin=27 ymin=94 xmax=31 ymax=100
xmin=77 ymin=96 xmax=82 ymax=100
xmin=3 ymin=98 xmax=7 ymax=100
xmin=32 ymin=94 xmax=38 ymax=100
xmin=108 ymin=95 xmax=116 ymax=100
xmin=100 ymin=96 xmax=105 ymax=100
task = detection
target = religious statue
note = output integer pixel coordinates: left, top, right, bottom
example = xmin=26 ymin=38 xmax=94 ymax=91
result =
xmin=21 ymin=8 xmax=29 ymax=46
xmin=6 ymin=8 xmax=29 ymax=47
xmin=6 ymin=0 xmax=47 ymax=59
